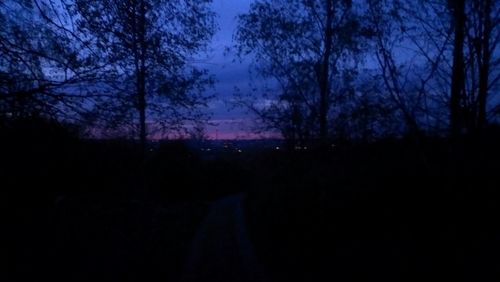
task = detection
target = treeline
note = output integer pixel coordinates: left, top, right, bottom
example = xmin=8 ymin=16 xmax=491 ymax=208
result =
xmin=0 ymin=0 xmax=216 ymax=150
xmin=233 ymin=0 xmax=500 ymax=145
xmin=1 ymin=0 xmax=500 ymax=147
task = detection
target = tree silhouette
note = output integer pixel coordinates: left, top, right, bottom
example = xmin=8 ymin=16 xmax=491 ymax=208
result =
xmin=74 ymin=0 xmax=217 ymax=149
xmin=463 ymin=0 xmax=499 ymax=132
xmin=354 ymin=0 xmax=500 ymax=139
xmin=448 ymin=0 xmax=500 ymax=135
xmin=364 ymin=0 xmax=455 ymax=138
xmin=0 ymin=0 xmax=104 ymax=123
xmin=234 ymin=0 xmax=365 ymax=146
xmin=449 ymin=0 xmax=466 ymax=137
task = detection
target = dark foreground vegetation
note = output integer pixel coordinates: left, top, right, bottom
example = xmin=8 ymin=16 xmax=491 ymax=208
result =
xmin=5 ymin=118 xmax=500 ymax=282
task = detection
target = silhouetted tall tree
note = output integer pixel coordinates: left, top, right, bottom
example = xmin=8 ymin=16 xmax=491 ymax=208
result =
xmin=449 ymin=0 xmax=466 ymax=137
xmin=234 ymin=0 xmax=364 ymax=146
xmin=366 ymin=0 xmax=500 ymax=137
xmin=448 ymin=0 xmax=500 ymax=135
xmin=464 ymin=0 xmax=500 ymax=131
xmin=475 ymin=0 xmax=492 ymax=130
xmin=74 ymin=0 xmax=216 ymax=150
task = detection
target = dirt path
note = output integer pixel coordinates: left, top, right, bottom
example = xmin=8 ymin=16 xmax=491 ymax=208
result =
xmin=182 ymin=194 xmax=269 ymax=282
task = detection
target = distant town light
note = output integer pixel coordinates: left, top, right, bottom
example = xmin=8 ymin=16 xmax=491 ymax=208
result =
xmin=275 ymin=146 xmax=280 ymax=150
xmin=238 ymin=149 xmax=242 ymax=153
xmin=303 ymin=146 xmax=308 ymax=150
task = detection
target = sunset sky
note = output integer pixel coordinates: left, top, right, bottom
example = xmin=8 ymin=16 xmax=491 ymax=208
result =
xmin=203 ymin=0 xmax=275 ymax=140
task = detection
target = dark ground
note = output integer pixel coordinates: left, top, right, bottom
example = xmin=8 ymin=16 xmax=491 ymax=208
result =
xmin=4 ymin=119 xmax=500 ymax=281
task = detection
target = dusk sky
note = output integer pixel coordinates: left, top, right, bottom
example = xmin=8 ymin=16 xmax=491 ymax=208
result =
xmin=203 ymin=0 xmax=273 ymax=140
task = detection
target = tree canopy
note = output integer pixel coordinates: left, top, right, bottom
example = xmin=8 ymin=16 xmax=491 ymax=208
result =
xmin=234 ymin=0 xmax=371 ymax=144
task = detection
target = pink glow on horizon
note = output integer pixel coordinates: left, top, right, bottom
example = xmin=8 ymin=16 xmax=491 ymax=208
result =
xmin=86 ymin=118 xmax=283 ymax=140
xmin=205 ymin=130 xmax=282 ymax=140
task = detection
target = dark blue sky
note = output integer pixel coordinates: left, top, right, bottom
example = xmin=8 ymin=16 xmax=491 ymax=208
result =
xmin=202 ymin=0 xmax=273 ymax=139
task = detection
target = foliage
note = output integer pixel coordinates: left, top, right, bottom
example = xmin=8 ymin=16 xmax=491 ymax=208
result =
xmin=0 ymin=0 xmax=102 ymax=123
xmin=73 ymin=0 xmax=217 ymax=140
xmin=234 ymin=0 xmax=367 ymax=144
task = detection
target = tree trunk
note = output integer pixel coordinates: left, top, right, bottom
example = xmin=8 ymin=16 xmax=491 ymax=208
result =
xmin=477 ymin=0 xmax=491 ymax=131
xmin=319 ymin=0 xmax=333 ymax=145
xmin=138 ymin=71 xmax=146 ymax=152
xmin=138 ymin=0 xmax=147 ymax=152
xmin=449 ymin=0 xmax=466 ymax=137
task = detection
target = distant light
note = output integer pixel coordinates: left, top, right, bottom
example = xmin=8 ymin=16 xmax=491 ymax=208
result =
xmin=303 ymin=146 xmax=308 ymax=150
xmin=275 ymin=146 xmax=280 ymax=150
xmin=206 ymin=148 xmax=211 ymax=152
xmin=294 ymin=146 xmax=301 ymax=150
xmin=331 ymin=144 xmax=336 ymax=148
xmin=238 ymin=149 xmax=242 ymax=153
